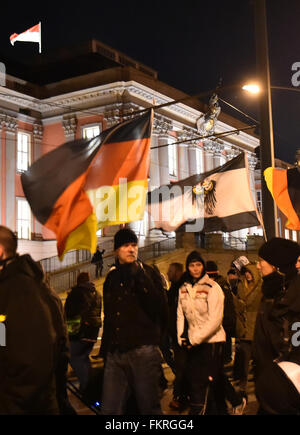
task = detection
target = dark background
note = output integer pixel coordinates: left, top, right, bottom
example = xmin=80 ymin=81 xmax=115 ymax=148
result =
xmin=0 ymin=0 xmax=299 ymax=163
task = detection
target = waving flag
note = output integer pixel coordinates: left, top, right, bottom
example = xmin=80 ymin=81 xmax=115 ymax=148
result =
xmin=10 ymin=22 xmax=41 ymax=53
xmin=148 ymin=153 xmax=261 ymax=233
xmin=21 ymin=111 xmax=153 ymax=258
xmin=264 ymin=167 xmax=300 ymax=230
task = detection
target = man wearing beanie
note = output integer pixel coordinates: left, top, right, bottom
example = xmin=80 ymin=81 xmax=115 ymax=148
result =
xmin=100 ymin=228 xmax=168 ymax=415
xmin=177 ymin=250 xmax=227 ymax=414
xmin=253 ymin=237 xmax=300 ymax=414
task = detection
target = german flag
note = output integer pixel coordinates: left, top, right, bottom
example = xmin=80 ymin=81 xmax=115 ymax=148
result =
xmin=264 ymin=167 xmax=300 ymax=231
xmin=21 ymin=111 xmax=153 ymax=258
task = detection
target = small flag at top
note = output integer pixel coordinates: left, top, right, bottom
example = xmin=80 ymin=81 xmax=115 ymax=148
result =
xmin=10 ymin=22 xmax=41 ymax=53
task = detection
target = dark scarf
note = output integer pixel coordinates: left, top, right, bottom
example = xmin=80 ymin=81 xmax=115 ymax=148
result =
xmin=262 ymin=271 xmax=285 ymax=299
xmin=262 ymin=266 xmax=298 ymax=300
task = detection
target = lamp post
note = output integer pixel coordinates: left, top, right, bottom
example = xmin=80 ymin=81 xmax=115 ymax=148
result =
xmin=254 ymin=0 xmax=278 ymax=240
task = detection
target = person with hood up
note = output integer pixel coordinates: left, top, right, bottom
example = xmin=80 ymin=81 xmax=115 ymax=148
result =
xmin=233 ymin=262 xmax=262 ymax=398
xmin=64 ymin=271 xmax=101 ymax=393
xmin=177 ymin=250 xmax=226 ymax=415
xmin=253 ymin=237 xmax=300 ymax=414
xmin=0 ymin=225 xmax=65 ymax=415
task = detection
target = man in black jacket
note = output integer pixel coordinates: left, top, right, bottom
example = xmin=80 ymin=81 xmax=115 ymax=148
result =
xmin=100 ymin=228 xmax=168 ymax=415
xmin=0 ymin=225 xmax=69 ymax=415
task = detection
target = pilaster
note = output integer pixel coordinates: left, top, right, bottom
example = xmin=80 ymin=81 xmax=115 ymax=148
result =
xmin=62 ymin=115 xmax=77 ymax=141
xmin=4 ymin=116 xmax=17 ymax=230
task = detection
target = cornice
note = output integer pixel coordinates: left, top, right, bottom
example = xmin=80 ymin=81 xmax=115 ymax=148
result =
xmin=0 ymin=82 xmax=259 ymax=151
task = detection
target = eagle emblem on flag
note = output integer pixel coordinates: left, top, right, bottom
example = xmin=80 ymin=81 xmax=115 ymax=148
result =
xmin=192 ymin=178 xmax=217 ymax=216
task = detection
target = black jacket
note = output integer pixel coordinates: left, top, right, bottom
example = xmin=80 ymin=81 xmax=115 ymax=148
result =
xmin=253 ymin=272 xmax=300 ymax=375
xmin=214 ymin=274 xmax=237 ymax=337
xmin=167 ymin=280 xmax=182 ymax=342
xmin=100 ymin=260 xmax=168 ymax=357
xmin=65 ymin=281 xmax=101 ymax=341
xmin=0 ymin=254 xmax=66 ymax=415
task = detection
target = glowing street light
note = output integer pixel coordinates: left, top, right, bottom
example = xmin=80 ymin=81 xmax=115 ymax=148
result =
xmin=242 ymin=83 xmax=261 ymax=95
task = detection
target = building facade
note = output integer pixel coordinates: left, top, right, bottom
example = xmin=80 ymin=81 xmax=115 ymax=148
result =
xmin=0 ymin=40 xmax=297 ymax=260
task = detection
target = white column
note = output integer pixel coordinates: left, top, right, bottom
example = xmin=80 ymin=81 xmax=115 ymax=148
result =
xmin=178 ymin=145 xmax=189 ymax=180
xmin=204 ymin=150 xmax=215 ymax=172
xmin=149 ymin=132 xmax=160 ymax=190
xmin=158 ymin=134 xmax=170 ymax=186
xmin=213 ymin=142 xmax=225 ymax=168
xmin=32 ymin=123 xmax=44 ymax=237
xmin=5 ymin=117 xmax=17 ymax=230
xmin=188 ymin=148 xmax=197 ymax=175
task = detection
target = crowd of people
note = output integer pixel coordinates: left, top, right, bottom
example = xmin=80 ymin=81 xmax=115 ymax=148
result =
xmin=0 ymin=224 xmax=299 ymax=415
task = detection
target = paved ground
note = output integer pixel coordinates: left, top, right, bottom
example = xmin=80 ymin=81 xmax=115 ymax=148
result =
xmin=67 ymin=342 xmax=259 ymax=416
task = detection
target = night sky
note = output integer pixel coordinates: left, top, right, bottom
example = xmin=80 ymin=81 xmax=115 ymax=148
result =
xmin=1 ymin=0 xmax=300 ymax=164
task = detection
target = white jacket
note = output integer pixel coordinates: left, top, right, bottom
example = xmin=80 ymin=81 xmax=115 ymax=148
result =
xmin=177 ymin=274 xmax=226 ymax=346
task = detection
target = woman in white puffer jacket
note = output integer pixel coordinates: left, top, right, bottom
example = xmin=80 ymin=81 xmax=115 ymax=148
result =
xmin=177 ymin=250 xmax=226 ymax=415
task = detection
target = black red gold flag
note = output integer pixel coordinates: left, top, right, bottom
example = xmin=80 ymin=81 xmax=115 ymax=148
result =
xmin=21 ymin=111 xmax=153 ymax=258
xmin=264 ymin=167 xmax=300 ymax=231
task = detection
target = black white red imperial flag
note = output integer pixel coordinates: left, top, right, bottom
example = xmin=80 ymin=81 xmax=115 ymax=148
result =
xmin=147 ymin=153 xmax=261 ymax=233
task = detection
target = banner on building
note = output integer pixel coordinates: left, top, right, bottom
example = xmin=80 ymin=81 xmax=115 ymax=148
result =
xmin=21 ymin=111 xmax=153 ymax=258
xmin=147 ymin=152 xmax=261 ymax=233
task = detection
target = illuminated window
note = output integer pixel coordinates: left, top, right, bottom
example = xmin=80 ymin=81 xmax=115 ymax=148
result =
xmin=16 ymin=198 xmax=31 ymax=240
xmin=82 ymin=125 xmax=101 ymax=139
xmin=168 ymin=143 xmax=177 ymax=177
xmin=17 ymin=132 xmax=31 ymax=172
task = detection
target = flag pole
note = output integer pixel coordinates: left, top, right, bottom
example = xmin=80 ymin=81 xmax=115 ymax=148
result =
xmin=39 ymin=21 xmax=41 ymax=54
xmin=257 ymin=202 xmax=267 ymax=241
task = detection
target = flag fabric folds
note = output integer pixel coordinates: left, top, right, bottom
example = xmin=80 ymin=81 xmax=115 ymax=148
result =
xmin=147 ymin=153 xmax=261 ymax=233
xmin=264 ymin=167 xmax=300 ymax=230
xmin=10 ymin=22 xmax=41 ymax=53
xmin=21 ymin=111 xmax=153 ymax=258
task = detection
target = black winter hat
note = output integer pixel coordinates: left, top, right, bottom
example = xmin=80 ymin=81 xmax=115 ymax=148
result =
xmin=186 ymin=250 xmax=206 ymax=271
xmin=206 ymin=261 xmax=219 ymax=273
xmin=258 ymin=237 xmax=300 ymax=271
xmin=114 ymin=228 xmax=138 ymax=250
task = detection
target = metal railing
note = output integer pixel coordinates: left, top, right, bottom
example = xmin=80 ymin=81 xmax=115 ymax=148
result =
xmin=138 ymin=237 xmax=176 ymax=263
xmin=47 ymin=237 xmax=176 ymax=294
xmin=40 ymin=238 xmax=114 ymax=273
xmin=222 ymin=235 xmax=247 ymax=251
